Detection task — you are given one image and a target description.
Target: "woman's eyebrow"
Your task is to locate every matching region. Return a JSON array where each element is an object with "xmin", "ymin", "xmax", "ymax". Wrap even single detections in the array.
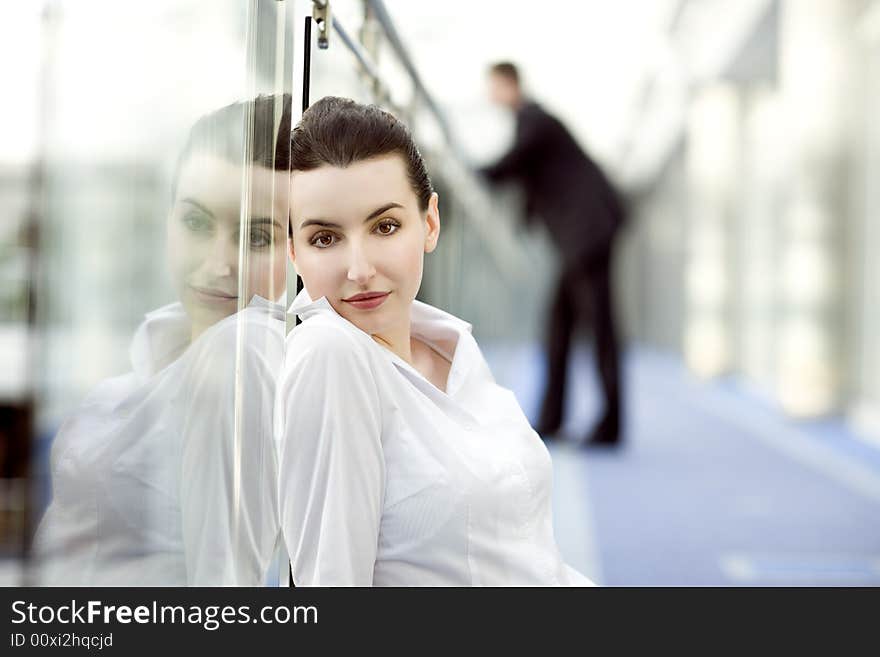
[
  {"xmin": 364, "ymin": 202, "xmax": 404, "ymax": 221},
  {"xmin": 249, "ymin": 217, "xmax": 284, "ymax": 230},
  {"xmin": 300, "ymin": 218, "xmax": 341, "ymax": 229},
  {"xmin": 299, "ymin": 202, "xmax": 404, "ymax": 230},
  {"xmin": 180, "ymin": 197, "xmax": 214, "ymax": 217},
  {"xmin": 182, "ymin": 199, "xmax": 281, "ymax": 230}
]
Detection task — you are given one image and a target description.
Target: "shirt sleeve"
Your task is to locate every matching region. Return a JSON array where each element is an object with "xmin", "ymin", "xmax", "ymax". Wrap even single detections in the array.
[
  {"xmin": 178, "ymin": 308, "xmax": 283, "ymax": 586},
  {"xmin": 276, "ymin": 323, "xmax": 385, "ymax": 586}
]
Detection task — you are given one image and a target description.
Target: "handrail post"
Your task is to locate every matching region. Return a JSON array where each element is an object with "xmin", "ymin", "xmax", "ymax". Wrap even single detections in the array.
[
  {"xmin": 312, "ymin": 0, "xmax": 331, "ymax": 49},
  {"xmin": 360, "ymin": 1, "xmax": 382, "ymax": 100}
]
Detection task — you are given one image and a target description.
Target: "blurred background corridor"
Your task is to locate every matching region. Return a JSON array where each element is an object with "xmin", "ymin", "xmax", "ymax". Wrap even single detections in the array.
[{"xmin": 2, "ymin": 0, "xmax": 879, "ymax": 586}]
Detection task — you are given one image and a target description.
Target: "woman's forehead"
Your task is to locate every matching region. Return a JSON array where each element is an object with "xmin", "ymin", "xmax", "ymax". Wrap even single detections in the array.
[
  {"xmin": 175, "ymin": 154, "xmax": 290, "ymax": 219},
  {"xmin": 291, "ymin": 155, "xmax": 414, "ymax": 220}
]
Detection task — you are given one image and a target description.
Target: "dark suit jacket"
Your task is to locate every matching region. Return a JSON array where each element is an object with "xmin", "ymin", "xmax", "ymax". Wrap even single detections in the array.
[{"xmin": 481, "ymin": 101, "xmax": 624, "ymax": 265}]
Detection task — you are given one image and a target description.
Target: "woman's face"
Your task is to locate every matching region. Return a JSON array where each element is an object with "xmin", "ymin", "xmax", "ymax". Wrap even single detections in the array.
[
  {"xmin": 167, "ymin": 154, "xmax": 289, "ymax": 337},
  {"xmin": 290, "ymin": 154, "xmax": 440, "ymax": 339}
]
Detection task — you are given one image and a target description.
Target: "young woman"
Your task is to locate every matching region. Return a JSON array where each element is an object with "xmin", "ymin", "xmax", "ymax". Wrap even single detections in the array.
[
  {"xmin": 279, "ymin": 96, "xmax": 594, "ymax": 586},
  {"xmin": 33, "ymin": 95, "xmax": 290, "ymax": 586}
]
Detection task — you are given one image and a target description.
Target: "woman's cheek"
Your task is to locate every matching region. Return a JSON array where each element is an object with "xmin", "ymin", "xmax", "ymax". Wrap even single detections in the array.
[
  {"xmin": 292, "ymin": 253, "xmax": 316, "ymax": 298},
  {"xmin": 246, "ymin": 249, "xmax": 287, "ymax": 300},
  {"xmin": 399, "ymin": 238, "xmax": 425, "ymax": 291},
  {"xmin": 272, "ymin": 252, "xmax": 287, "ymax": 295},
  {"xmin": 268, "ymin": 243, "xmax": 288, "ymax": 295},
  {"xmin": 167, "ymin": 229, "xmax": 195, "ymax": 292}
]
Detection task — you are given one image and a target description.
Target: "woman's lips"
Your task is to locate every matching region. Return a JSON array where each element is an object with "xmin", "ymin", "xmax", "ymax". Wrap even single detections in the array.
[
  {"xmin": 189, "ymin": 284, "xmax": 238, "ymax": 305},
  {"xmin": 342, "ymin": 291, "xmax": 390, "ymax": 310}
]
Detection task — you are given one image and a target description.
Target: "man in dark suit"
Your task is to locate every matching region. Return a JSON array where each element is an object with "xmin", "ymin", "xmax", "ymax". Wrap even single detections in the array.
[{"xmin": 479, "ymin": 62, "xmax": 624, "ymax": 446}]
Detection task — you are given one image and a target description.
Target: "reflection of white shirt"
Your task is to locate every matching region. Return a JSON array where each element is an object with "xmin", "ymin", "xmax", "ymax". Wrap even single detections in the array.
[
  {"xmin": 277, "ymin": 288, "xmax": 594, "ymax": 586},
  {"xmin": 34, "ymin": 298, "xmax": 283, "ymax": 586}
]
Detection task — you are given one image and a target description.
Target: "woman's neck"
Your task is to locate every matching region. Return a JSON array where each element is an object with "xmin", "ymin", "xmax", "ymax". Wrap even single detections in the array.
[
  {"xmin": 190, "ymin": 324, "xmax": 206, "ymax": 344},
  {"xmin": 371, "ymin": 326, "xmax": 413, "ymax": 365},
  {"xmin": 371, "ymin": 323, "xmax": 453, "ymax": 393}
]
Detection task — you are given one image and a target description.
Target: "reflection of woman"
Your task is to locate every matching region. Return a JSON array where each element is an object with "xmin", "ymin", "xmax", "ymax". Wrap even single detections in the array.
[
  {"xmin": 278, "ymin": 97, "xmax": 594, "ymax": 586},
  {"xmin": 34, "ymin": 96, "xmax": 290, "ymax": 585}
]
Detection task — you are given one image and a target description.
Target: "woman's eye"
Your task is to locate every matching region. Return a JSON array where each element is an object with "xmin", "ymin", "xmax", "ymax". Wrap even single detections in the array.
[
  {"xmin": 375, "ymin": 219, "xmax": 400, "ymax": 236},
  {"xmin": 249, "ymin": 228, "xmax": 272, "ymax": 248},
  {"xmin": 183, "ymin": 213, "xmax": 212, "ymax": 233},
  {"xmin": 310, "ymin": 232, "xmax": 337, "ymax": 248}
]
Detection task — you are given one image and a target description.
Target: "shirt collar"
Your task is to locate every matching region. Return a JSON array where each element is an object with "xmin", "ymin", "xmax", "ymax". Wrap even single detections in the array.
[
  {"xmin": 131, "ymin": 294, "xmax": 284, "ymax": 380},
  {"xmin": 409, "ymin": 299, "xmax": 473, "ymax": 351},
  {"xmin": 129, "ymin": 302, "xmax": 190, "ymax": 381},
  {"xmin": 289, "ymin": 287, "xmax": 335, "ymax": 322},
  {"xmin": 289, "ymin": 287, "xmax": 482, "ymax": 396},
  {"xmin": 410, "ymin": 301, "xmax": 484, "ymax": 396}
]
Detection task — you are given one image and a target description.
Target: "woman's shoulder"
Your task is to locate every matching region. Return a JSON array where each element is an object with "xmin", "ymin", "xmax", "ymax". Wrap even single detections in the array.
[
  {"xmin": 197, "ymin": 303, "xmax": 285, "ymax": 347},
  {"xmin": 184, "ymin": 301, "xmax": 286, "ymax": 383},
  {"xmin": 288, "ymin": 311, "xmax": 364, "ymax": 346},
  {"xmin": 279, "ymin": 314, "xmax": 384, "ymax": 413},
  {"xmin": 284, "ymin": 313, "xmax": 377, "ymax": 373}
]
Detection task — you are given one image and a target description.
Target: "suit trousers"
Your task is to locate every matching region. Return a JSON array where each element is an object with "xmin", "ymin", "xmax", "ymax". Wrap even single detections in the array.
[{"xmin": 537, "ymin": 245, "xmax": 622, "ymax": 439}]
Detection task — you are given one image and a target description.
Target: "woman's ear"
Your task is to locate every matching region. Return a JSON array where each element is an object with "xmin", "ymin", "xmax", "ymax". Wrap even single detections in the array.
[{"xmin": 424, "ymin": 192, "xmax": 441, "ymax": 254}]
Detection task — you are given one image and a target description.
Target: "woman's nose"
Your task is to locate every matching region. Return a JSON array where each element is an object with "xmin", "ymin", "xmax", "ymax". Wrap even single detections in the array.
[
  {"xmin": 346, "ymin": 243, "xmax": 376, "ymax": 284},
  {"xmin": 205, "ymin": 235, "xmax": 237, "ymax": 278}
]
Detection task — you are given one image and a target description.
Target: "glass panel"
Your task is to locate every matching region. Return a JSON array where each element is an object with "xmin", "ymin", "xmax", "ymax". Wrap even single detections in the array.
[{"xmin": 0, "ymin": 0, "xmax": 294, "ymax": 586}]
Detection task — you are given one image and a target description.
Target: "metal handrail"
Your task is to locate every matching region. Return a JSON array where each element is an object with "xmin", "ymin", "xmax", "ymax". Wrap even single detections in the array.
[
  {"xmin": 309, "ymin": 0, "xmax": 467, "ymax": 166},
  {"xmin": 331, "ymin": 15, "xmax": 382, "ymax": 86},
  {"xmin": 363, "ymin": 0, "xmax": 459, "ymax": 154}
]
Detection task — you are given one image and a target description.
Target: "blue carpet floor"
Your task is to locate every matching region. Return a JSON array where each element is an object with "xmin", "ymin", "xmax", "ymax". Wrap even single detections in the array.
[{"xmin": 482, "ymin": 342, "xmax": 880, "ymax": 586}]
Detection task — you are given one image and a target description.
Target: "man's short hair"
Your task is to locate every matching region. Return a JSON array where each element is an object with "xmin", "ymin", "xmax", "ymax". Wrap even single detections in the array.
[{"xmin": 489, "ymin": 62, "xmax": 520, "ymax": 85}]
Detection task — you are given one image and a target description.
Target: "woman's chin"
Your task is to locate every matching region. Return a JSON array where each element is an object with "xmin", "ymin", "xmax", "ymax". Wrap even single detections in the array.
[
  {"xmin": 339, "ymin": 308, "xmax": 387, "ymax": 336},
  {"xmin": 344, "ymin": 315, "xmax": 377, "ymax": 335},
  {"xmin": 184, "ymin": 302, "xmax": 235, "ymax": 333}
]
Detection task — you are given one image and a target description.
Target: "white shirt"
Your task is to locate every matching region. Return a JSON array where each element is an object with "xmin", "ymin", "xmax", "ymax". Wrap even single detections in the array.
[
  {"xmin": 277, "ymin": 288, "xmax": 594, "ymax": 586},
  {"xmin": 34, "ymin": 297, "xmax": 283, "ymax": 586}
]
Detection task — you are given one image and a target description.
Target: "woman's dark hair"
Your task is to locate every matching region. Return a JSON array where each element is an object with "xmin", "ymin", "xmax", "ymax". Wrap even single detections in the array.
[
  {"xmin": 172, "ymin": 93, "xmax": 292, "ymax": 200},
  {"xmin": 290, "ymin": 96, "xmax": 434, "ymax": 212}
]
